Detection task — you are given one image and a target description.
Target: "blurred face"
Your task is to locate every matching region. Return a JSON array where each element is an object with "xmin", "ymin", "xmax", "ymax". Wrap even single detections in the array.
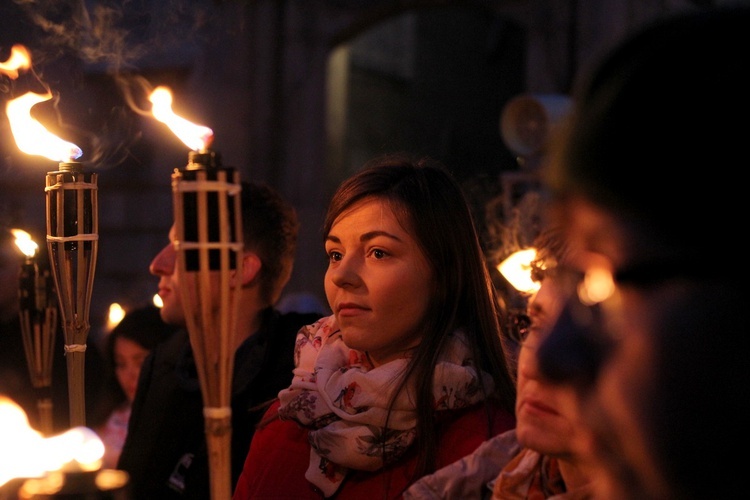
[
  {"xmin": 149, "ymin": 225, "xmax": 186, "ymax": 327},
  {"xmin": 537, "ymin": 197, "xmax": 670, "ymax": 498},
  {"xmin": 324, "ymin": 197, "xmax": 433, "ymax": 367},
  {"xmin": 113, "ymin": 337, "xmax": 150, "ymax": 403},
  {"xmin": 515, "ymin": 271, "xmax": 581, "ymax": 459}
]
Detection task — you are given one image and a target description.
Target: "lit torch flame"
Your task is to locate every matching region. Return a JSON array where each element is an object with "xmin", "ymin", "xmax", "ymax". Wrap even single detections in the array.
[
  {"xmin": 0, "ymin": 44, "xmax": 31, "ymax": 79},
  {"xmin": 6, "ymin": 92, "xmax": 83, "ymax": 162},
  {"xmin": 0, "ymin": 396, "xmax": 104, "ymax": 488},
  {"xmin": 11, "ymin": 229, "xmax": 39, "ymax": 259},
  {"xmin": 149, "ymin": 86, "xmax": 214, "ymax": 152}
]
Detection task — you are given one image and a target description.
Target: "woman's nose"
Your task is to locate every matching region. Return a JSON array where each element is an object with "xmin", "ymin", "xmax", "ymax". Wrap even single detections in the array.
[
  {"xmin": 328, "ymin": 255, "xmax": 363, "ymax": 289},
  {"xmin": 149, "ymin": 244, "xmax": 176, "ymax": 276}
]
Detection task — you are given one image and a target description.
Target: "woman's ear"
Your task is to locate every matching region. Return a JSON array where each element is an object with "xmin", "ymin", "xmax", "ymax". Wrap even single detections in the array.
[{"xmin": 240, "ymin": 252, "xmax": 261, "ymax": 286}]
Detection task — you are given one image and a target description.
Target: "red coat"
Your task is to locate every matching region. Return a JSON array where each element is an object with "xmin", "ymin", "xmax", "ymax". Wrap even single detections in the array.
[{"xmin": 233, "ymin": 399, "xmax": 515, "ymax": 499}]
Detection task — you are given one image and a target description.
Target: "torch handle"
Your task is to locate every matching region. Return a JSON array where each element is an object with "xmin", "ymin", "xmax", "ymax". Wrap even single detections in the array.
[{"xmin": 65, "ymin": 343, "xmax": 87, "ymax": 427}]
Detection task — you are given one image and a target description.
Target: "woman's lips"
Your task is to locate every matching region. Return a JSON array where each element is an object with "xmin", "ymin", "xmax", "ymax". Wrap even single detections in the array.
[
  {"xmin": 336, "ymin": 303, "xmax": 368, "ymax": 316},
  {"xmin": 520, "ymin": 397, "xmax": 559, "ymax": 416}
]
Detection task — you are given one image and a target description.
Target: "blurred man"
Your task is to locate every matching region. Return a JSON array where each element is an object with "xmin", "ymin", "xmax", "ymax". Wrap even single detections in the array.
[{"xmin": 118, "ymin": 181, "xmax": 323, "ymax": 499}]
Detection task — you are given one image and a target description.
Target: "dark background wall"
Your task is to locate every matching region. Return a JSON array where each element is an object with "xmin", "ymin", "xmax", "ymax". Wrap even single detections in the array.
[{"xmin": 0, "ymin": 0, "xmax": 710, "ymax": 338}]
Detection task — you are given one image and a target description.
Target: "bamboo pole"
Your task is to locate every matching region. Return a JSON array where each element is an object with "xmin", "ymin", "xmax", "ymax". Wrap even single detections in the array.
[{"xmin": 172, "ymin": 153, "xmax": 242, "ymax": 500}]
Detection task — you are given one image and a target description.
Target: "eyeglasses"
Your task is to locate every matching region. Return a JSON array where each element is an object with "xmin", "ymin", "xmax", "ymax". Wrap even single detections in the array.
[{"xmin": 507, "ymin": 312, "xmax": 532, "ymax": 344}]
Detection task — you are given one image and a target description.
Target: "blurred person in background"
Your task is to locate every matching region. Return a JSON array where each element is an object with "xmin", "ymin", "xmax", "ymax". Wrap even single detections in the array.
[
  {"xmin": 404, "ymin": 226, "xmax": 593, "ymax": 499},
  {"xmin": 118, "ymin": 181, "xmax": 323, "ymax": 499},
  {"xmin": 90, "ymin": 305, "xmax": 179, "ymax": 469},
  {"xmin": 536, "ymin": 6, "xmax": 750, "ymax": 499}
]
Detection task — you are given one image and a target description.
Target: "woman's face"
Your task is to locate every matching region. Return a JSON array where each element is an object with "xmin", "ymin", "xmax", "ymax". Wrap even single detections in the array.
[
  {"xmin": 515, "ymin": 273, "xmax": 581, "ymax": 459},
  {"xmin": 114, "ymin": 337, "xmax": 150, "ymax": 403},
  {"xmin": 324, "ymin": 197, "xmax": 433, "ymax": 367}
]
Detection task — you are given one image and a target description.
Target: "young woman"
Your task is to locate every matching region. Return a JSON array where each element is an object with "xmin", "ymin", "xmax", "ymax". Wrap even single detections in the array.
[
  {"xmin": 91, "ymin": 305, "xmax": 178, "ymax": 469},
  {"xmin": 233, "ymin": 154, "xmax": 517, "ymax": 499}
]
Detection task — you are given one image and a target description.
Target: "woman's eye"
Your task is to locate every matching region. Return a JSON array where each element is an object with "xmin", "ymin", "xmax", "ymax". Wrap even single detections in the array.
[
  {"xmin": 372, "ymin": 249, "xmax": 386, "ymax": 259},
  {"xmin": 328, "ymin": 251, "xmax": 342, "ymax": 262}
]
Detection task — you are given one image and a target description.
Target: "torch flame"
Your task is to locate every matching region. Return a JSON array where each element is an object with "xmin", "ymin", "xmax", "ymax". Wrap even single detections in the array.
[
  {"xmin": 0, "ymin": 396, "xmax": 104, "ymax": 487},
  {"xmin": 11, "ymin": 228, "xmax": 39, "ymax": 259},
  {"xmin": 6, "ymin": 92, "xmax": 83, "ymax": 162},
  {"xmin": 0, "ymin": 44, "xmax": 31, "ymax": 79},
  {"xmin": 149, "ymin": 86, "xmax": 214, "ymax": 152}
]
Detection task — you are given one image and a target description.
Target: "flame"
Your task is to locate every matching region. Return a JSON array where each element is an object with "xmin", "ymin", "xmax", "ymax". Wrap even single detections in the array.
[
  {"xmin": 6, "ymin": 92, "xmax": 83, "ymax": 162},
  {"xmin": 0, "ymin": 396, "xmax": 104, "ymax": 487},
  {"xmin": 106, "ymin": 302, "xmax": 126, "ymax": 331},
  {"xmin": 498, "ymin": 248, "xmax": 541, "ymax": 294},
  {"xmin": 0, "ymin": 44, "xmax": 31, "ymax": 79},
  {"xmin": 11, "ymin": 228, "xmax": 39, "ymax": 258},
  {"xmin": 149, "ymin": 86, "xmax": 214, "ymax": 152}
]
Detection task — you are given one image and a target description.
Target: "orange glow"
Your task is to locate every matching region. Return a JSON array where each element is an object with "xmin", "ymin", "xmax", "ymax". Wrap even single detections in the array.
[
  {"xmin": 6, "ymin": 92, "xmax": 83, "ymax": 162},
  {"xmin": 498, "ymin": 248, "xmax": 541, "ymax": 294},
  {"xmin": 106, "ymin": 303, "xmax": 126, "ymax": 331},
  {"xmin": 578, "ymin": 267, "xmax": 616, "ymax": 305},
  {"xmin": 0, "ymin": 44, "xmax": 31, "ymax": 79},
  {"xmin": 0, "ymin": 396, "xmax": 104, "ymax": 487},
  {"xmin": 149, "ymin": 86, "xmax": 214, "ymax": 151}
]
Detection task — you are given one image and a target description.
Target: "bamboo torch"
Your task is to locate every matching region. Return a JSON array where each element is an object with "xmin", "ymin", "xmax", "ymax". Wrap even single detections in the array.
[
  {"xmin": 13, "ymin": 229, "xmax": 59, "ymax": 435},
  {"xmin": 6, "ymin": 91, "xmax": 98, "ymax": 429},
  {"xmin": 150, "ymin": 86, "xmax": 243, "ymax": 500}
]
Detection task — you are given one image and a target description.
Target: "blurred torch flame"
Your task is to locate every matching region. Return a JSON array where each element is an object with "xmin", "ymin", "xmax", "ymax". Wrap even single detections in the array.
[
  {"xmin": 106, "ymin": 302, "xmax": 126, "ymax": 331},
  {"xmin": 12, "ymin": 229, "xmax": 39, "ymax": 259},
  {"xmin": 6, "ymin": 92, "xmax": 83, "ymax": 162},
  {"xmin": 498, "ymin": 248, "xmax": 540, "ymax": 294},
  {"xmin": 0, "ymin": 44, "xmax": 31, "ymax": 79},
  {"xmin": 0, "ymin": 396, "xmax": 104, "ymax": 488},
  {"xmin": 149, "ymin": 86, "xmax": 213, "ymax": 152}
]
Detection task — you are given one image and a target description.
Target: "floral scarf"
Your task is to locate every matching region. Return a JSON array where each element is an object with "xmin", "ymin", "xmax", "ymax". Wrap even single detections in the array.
[{"xmin": 278, "ymin": 314, "xmax": 494, "ymax": 497}]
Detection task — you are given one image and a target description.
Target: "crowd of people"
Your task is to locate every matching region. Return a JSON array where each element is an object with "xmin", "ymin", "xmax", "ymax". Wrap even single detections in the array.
[{"xmin": 1, "ymin": 4, "xmax": 746, "ymax": 499}]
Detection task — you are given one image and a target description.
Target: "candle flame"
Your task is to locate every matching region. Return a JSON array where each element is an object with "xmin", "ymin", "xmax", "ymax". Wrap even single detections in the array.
[
  {"xmin": 0, "ymin": 396, "xmax": 104, "ymax": 487},
  {"xmin": 0, "ymin": 44, "xmax": 31, "ymax": 79},
  {"xmin": 11, "ymin": 228, "xmax": 39, "ymax": 258},
  {"xmin": 6, "ymin": 92, "xmax": 83, "ymax": 162},
  {"xmin": 149, "ymin": 86, "xmax": 214, "ymax": 152}
]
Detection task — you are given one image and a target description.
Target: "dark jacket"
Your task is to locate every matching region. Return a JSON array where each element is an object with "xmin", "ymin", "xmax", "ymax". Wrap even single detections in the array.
[{"xmin": 117, "ymin": 308, "xmax": 322, "ymax": 499}]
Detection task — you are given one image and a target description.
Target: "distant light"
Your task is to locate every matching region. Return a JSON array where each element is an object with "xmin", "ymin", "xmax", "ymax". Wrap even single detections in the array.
[
  {"xmin": 498, "ymin": 248, "xmax": 540, "ymax": 294},
  {"xmin": 106, "ymin": 303, "xmax": 126, "ymax": 331},
  {"xmin": 11, "ymin": 228, "xmax": 38, "ymax": 258},
  {"xmin": 578, "ymin": 267, "xmax": 616, "ymax": 305},
  {"xmin": 152, "ymin": 294, "xmax": 163, "ymax": 308}
]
